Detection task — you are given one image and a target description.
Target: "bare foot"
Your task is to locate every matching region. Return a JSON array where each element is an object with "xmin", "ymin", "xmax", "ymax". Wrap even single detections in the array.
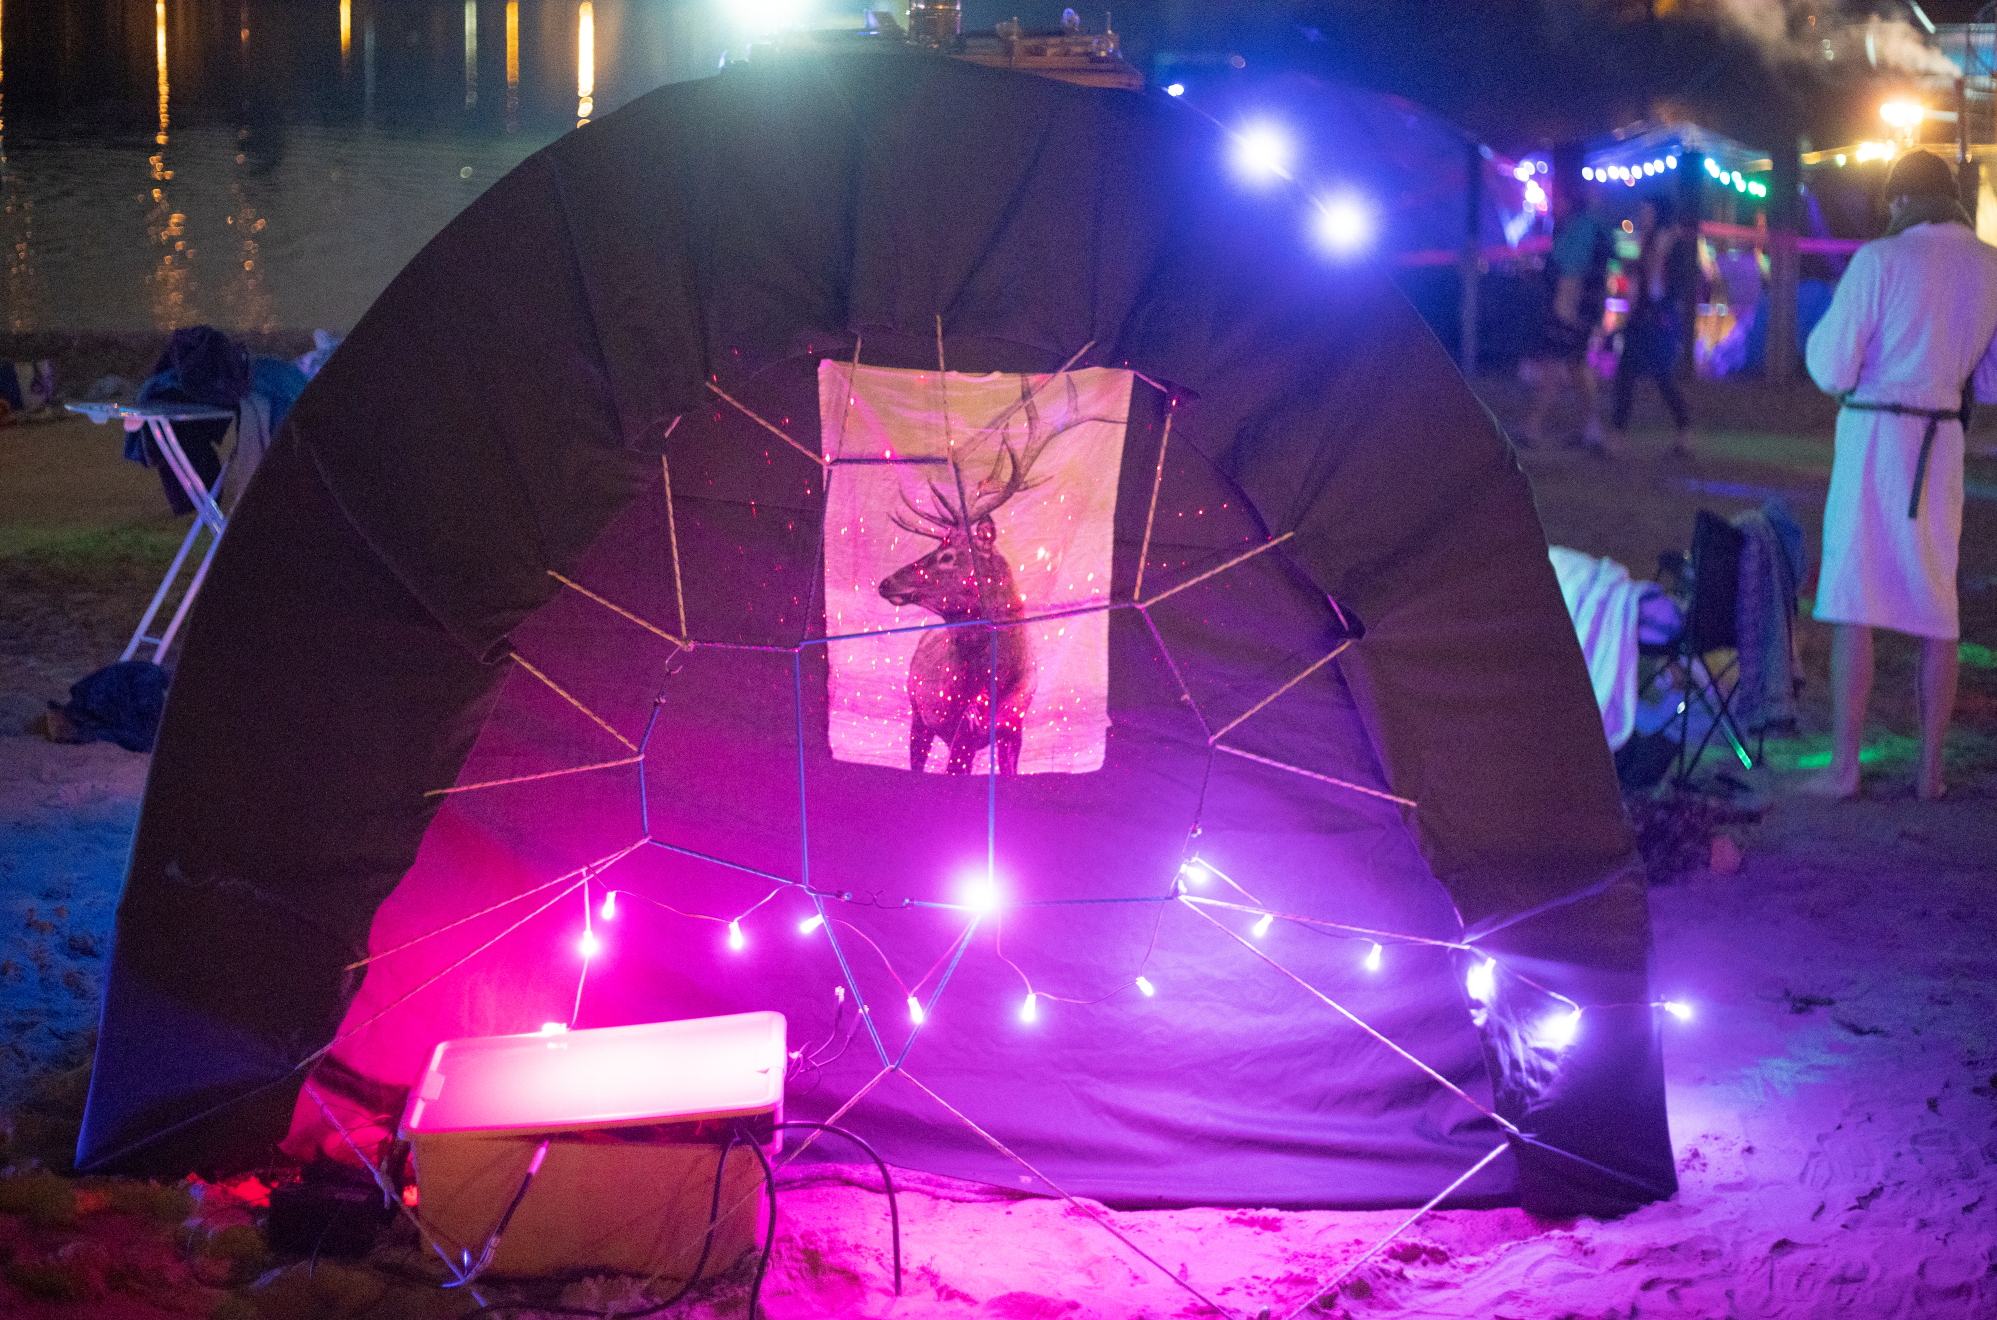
[{"xmin": 1797, "ymin": 767, "xmax": 1860, "ymax": 800}]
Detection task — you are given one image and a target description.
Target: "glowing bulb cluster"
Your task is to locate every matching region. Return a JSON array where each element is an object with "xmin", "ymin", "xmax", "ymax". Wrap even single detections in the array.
[
  {"xmin": 1584, "ymin": 155, "xmax": 1678, "ymax": 186},
  {"xmin": 1879, "ymin": 100, "xmax": 1924, "ymax": 130}
]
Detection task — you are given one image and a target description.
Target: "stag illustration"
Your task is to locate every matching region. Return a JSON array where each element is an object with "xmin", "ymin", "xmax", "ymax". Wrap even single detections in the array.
[{"xmin": 877, "ymin": 376, "xmax": 1113, "ymax": 775}]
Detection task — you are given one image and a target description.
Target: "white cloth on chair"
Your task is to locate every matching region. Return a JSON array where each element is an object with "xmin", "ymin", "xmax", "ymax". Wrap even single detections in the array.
[{"xmin": 1548, "ymin": 546, "xmax": 1663, "ymax": 751}]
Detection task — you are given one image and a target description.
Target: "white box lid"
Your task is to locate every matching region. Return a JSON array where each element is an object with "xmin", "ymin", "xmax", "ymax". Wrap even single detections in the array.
[{"xmin": 403, "ymin": 1012, "xmax": 786, "ymax": 1136}]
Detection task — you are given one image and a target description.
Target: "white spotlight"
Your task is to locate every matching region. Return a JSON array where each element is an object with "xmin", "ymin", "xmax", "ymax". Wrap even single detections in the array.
[
  {"xmin": 1232, "ymin": 121, "xmax": 1293, "ymax": 183},
  {"xmin": 1166, "ymin": 82, "xmax": 1185, "ymax": 97},
  {"xmin": 1312, "ymin": 193, "xmax": 1373, "ymax": 255}
]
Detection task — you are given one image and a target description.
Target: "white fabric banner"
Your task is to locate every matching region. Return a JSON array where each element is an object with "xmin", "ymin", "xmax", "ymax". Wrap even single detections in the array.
[{"xmin": 817, "ymin": 362, "xmax": 1131, "ymax": 775}]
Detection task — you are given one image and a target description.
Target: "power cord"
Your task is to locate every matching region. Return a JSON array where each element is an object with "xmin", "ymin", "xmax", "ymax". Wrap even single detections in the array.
[
  {"xmin": 771, "ymin": 1121, "xmax": 901, "ymax": 1295},
  {"xmin": 446, "ymin": 1118, "xmax": 900, "ymax": 1318}
]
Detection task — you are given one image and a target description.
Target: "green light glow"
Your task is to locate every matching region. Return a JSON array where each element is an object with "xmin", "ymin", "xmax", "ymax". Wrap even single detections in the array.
[
  {"xmin": 1960, "ymin": 642, "xmax": 1995, "ymax": 670},
  {"xmin": 1795, "ymin": 747, "xmax": 1884, "ymax": 768}
]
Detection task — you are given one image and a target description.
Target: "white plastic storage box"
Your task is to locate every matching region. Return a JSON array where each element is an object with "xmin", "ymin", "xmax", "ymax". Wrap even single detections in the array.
[{"xmin": 401, "ymin": 1012, "xmax": 786, "ymax": 1281}]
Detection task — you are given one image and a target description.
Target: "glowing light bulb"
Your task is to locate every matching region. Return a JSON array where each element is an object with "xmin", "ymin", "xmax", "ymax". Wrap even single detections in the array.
[
  {"xmin": 1465, "ymin": 957, "xmax": 1496, "ymax": 1003},
  {"xmin": 962, "ymin": 875, "xmax": 1001, "ymax": 914},
  {"xmin": 1364, "ymin": 942, "xmax": 1383, "ymax": 973},
  {"xmin": 539, "ymin": 1022, "xmax": 567, "ymax": 1034},
  {"xmin": 908, "ymin": 995, "xmax": 926, "ymax": 1025},
  {"xmin": 1666, "ymin": 155, "xmax": 1678, "ymax": 168},
  {"xmin": 599, "ymin": 890, "xmax": 616, "ymax": 920},
  {"xmin": 727, "ymin": 920, "xmax": 745, "ymax": 952},
  {"xmin": 1019, "ymin": 992, "xmax": 1039, "ymax": 1023},
  {"xmin": 1180, "ymin": 861, "xmax": 1209, "ymax": 886},
  {"xmin": 1166, "ymin": 82, "xmax": 1185, "ymax": 97},
  {"xmin": 1880, "ymin": 99, "xmax": 1924, "ymax": 130},
  {"xmin": 1232, "ymin": 121, "xmax": 1292, "ymax": 183},
  {"xmin": 578, "ymin": 929, "xmax": 600, "ymax": 959},
  {"xmin": 1135, "ymin": 976, "xmax": 1156, "ymax": 997},
  {"xmin": 798, "ymin": 913, "xmax": 825, "ymax": 935},
  {"xmin": 1251, "ymin": 913, "xmax": 1274, "ymax": 938},
  {"xmin": 1536, "ymin": 1007, "xmax": 1583, "ymax": 1049},
  {"xmin": 1312, "ymin": 193, "xmax": 1373, "ymax": 255},
  {"xmin": 1582, "ymin": 166, "xmax": 1594, "ymax": 180},
  {"xmin": 1663, "ymin": 1000, "xmax": 1694, "ymax": 1022}
]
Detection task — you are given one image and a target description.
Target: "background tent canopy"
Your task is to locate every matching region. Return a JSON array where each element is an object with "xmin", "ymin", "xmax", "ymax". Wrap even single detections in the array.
[{"xmin": 79, "ymin": 50, "xmax": 1675, "ymax": 1222}]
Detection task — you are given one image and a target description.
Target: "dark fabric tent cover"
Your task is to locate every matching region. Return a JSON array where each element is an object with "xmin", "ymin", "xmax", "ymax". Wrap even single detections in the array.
[{"xmin": 80, "ymin": 51, "xmax": 1675, "ymax": 1219}]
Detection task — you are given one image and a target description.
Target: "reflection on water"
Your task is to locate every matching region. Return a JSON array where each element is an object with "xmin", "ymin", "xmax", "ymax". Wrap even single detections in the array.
[{"xmin": 0, "ymin": 0, "xmax": 733, "ymax": 333}]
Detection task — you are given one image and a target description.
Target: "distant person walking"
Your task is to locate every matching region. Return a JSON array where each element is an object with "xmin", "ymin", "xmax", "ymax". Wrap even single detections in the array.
[
  {"xmin": 1519, "ymin": 184, "xmax": 1613, "ymax": 449},
  {"xmin": 1604, "ymin": 195, "xmax": 1697, "ymax": 458},
  {"xmin": 1803, "ymin": 149, "xmax": 1997, "ymax": 800}
]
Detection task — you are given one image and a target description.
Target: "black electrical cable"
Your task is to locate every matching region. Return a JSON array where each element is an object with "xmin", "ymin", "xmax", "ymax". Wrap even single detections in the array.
[
  {"xmin": 460, "ymin": 1129, "xmax": 738, "ymax": 1319},
  {"xmin": 772, "ymin": 1121, "xmax": 901, "ymax": 1296},
  {"xmin": 737, "ymin": 1122, "xmax": 779, "ymax": 1320}
]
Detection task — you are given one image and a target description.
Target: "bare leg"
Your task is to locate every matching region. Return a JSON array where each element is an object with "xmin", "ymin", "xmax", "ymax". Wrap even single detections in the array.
[
  {"xmin": 1916, "ymin": 635, "xmax": 1959, "ymax": 800},
  {"xmin": 1804, "ymin": 623, "xmax": 1871, "ymax": 798},
  {"xmin": 1575, "ymin": 362, "xmax": 1603, "ymax": 446}
]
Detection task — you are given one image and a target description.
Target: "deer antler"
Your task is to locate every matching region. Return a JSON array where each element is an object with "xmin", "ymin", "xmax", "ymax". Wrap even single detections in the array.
[{"xmin": 889, "ymin": 482, "xmax": 960, "ymax": 540}]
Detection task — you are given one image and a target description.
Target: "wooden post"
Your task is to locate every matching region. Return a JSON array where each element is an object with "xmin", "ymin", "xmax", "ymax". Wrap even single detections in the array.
[
  {"xmin": 1460, "ymin": 142, "xmax": 1483, "ymax": 375},
  {"xmin": 1765, "ymin": 136, "xmax": 1802, "ymax": 383}
]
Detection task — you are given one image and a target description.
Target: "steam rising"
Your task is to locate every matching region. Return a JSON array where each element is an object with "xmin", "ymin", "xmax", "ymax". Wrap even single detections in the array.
[{"xmin": 1707, "ymin": 1, "xmax": 1958, "ymax": 78}]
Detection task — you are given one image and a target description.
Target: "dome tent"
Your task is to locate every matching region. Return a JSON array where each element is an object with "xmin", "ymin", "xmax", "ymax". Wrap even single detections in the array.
[{"xmin": 78, "ymin": 52, "xmax": 1675, "ymax": 1227}]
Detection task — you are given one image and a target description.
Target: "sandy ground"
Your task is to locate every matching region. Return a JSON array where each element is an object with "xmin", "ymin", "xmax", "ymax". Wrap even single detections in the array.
[{"xmin": 0, "ymin": 380, "xmax": 1992, "ymax": 1318}]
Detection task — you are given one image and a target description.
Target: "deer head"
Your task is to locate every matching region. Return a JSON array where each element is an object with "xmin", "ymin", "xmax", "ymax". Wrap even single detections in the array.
[{"xmin": 877, "ymin": 374, "xmax": 1119, "ymax": 622}]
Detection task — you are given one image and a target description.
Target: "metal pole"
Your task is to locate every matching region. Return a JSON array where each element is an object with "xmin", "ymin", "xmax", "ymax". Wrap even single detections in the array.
[
  {"xmin": 1460, "ymin": 141, "xmax": 1482, "ymax": 375},
  {"xmin": 1764, "ymin": 135, "xmax": 1802, "ymax": 383},
  {"xmin": 1958, "ymin": 73, "xmax": 1980, "ymax": 228}
]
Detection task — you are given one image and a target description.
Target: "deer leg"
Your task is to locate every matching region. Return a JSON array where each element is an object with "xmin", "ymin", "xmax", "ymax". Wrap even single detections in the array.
[
  {"xmin": 909, "ymin": 707, "xmax": 934, "ymax": 773},
  {"xmin": 945, "ymin": 724, "xmax": 982, "ymax": 774}
]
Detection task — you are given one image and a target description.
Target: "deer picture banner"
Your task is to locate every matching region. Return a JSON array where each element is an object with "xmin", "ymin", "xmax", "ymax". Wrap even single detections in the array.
[{"xmin": 817, "ymin": 362, "xmax": 1132, "ymax": 776}]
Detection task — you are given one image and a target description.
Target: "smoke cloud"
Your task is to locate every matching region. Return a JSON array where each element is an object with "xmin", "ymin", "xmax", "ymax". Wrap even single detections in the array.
[{"xmin": 1703, "ymin": 1, "xmax": 1959, "ymax": 79}]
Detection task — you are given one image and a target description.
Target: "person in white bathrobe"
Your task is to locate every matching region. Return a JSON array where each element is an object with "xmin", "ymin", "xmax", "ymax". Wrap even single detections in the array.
[{"xmin": 1804, "ymin": 150, "xmax": 1997, "ymax": 799}]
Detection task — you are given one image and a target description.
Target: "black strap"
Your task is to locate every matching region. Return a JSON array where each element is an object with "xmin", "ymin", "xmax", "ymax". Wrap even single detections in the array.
[{"xmin": 1838, "ymin": 393, "xmax": 1961, "ymax": 518}]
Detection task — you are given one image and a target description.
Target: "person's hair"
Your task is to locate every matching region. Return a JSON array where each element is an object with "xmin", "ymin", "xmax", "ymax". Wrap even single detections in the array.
[{"xmin": 1885, "ymin": 149, "xmax": 1955, "ymax": 200}]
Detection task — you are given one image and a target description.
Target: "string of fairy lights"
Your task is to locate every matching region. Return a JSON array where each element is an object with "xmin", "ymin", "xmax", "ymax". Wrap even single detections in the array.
[{"xmin": 333, "ymin": 341, "xmax": 1691, "ymax": 1318}]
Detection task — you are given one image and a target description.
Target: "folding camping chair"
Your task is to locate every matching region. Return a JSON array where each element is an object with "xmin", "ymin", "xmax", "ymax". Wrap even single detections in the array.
[
  {"xmin": 1639, "ymin": 509, "xmax": 1757, "ymax": 787},
  {"xmin": 68, "ymin": 401, "xmax": 237, "ymax": 663}
]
